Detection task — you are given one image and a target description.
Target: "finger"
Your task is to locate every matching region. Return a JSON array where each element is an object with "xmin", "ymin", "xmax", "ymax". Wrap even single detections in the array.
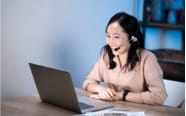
[
  {"xmin": 91, "ymin": 93, "xmax": 114, "ymax": 102},
  {"xmin": 101, "ymin": 92, "xmax": 115, "ymax": 101},
  {"xmin": 105, "ymin": 88, "xmax": 116, "ymax": 97},
  {"xmin": 101, "ymin": 91, "xmax": 112, "ymax": 99},
  {"xmin": 107, "ymin": 89, "xmax": 116, "ymax": 97}
]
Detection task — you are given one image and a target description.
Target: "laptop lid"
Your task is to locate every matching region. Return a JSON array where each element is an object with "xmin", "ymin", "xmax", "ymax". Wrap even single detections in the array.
[
  {"xmin": 29, "ymin": 63, "xmax": 82, "ymax": 113},
  {"xmin": 29, "ymin": 63, "xmax": 113, "ymax": 113}
]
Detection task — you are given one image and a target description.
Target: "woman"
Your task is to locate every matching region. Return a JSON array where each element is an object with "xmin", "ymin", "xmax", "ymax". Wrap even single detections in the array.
[{"xmin": 83, "ymin": 12, "xmax": 167, "ymax": 105}]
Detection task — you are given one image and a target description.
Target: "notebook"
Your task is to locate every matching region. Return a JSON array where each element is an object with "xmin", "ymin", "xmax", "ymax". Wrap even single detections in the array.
[{"xmin": 29, "ymin": 63, "xmax": 113, "ymax": 114}]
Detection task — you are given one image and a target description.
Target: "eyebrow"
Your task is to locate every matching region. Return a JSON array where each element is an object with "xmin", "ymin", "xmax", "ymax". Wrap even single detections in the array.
[{"xmin": 106, "ymin": 32, "xmax": 122, "ymax": 36}]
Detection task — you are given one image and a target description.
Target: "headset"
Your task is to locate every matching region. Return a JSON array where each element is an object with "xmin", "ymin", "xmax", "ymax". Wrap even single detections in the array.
[{"xmin": 129, "ymin": 36, "xmax": 138, "ymax": 43}]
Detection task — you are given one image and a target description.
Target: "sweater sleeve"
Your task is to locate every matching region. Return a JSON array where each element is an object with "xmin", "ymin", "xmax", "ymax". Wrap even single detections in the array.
[
  {"xmin": 141, "ymin": 52, "xmax": 168, "ymax": 105},
  {"xmin": 82, "ymin": 57, "xmax": 104, "ymax": 90}
]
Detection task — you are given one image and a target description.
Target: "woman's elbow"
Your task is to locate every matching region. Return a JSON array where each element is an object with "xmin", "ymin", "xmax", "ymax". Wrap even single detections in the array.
[
  {"xmin": 159, "ymin": 92, "xmax": 168, "ymax": 105},
  {"xmin": 154, "ymin": 92, "xmax": 168, "ymax": 105},
  {"xmin": 142, "ymin": 91, "xmax": 168, "ymax": 105}
]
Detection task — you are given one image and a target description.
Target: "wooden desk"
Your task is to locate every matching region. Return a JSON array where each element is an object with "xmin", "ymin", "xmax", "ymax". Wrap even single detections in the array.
[{"xmin": 2, "ymin": 88, "xmax": 184, "ymax": 116}]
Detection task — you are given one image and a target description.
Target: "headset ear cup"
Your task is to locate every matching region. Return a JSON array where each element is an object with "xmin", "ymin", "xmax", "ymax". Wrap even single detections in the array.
[{"xmin": 130, "ymin": 36, "xmax": 138, "ymax": 43}]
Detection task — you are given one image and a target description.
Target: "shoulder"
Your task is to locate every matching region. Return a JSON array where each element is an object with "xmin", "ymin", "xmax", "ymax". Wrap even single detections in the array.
[
  {"xmin": 138, "ymin": 49, "xmax": 157, "ymax": 58},
  {"xmin": 138, "ymin": 49, "xmax": 158, "ymax": 62}
]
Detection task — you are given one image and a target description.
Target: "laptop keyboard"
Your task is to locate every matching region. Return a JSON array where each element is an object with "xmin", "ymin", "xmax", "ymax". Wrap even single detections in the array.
[{"xmin": 79, "ymin": 102, "xmax": 94, "ymax": 109}]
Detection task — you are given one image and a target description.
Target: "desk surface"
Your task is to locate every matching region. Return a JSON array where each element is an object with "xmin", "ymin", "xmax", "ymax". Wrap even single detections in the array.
[{"xmin": 2, "ymin": 88, "xmax": 185, "ymax": 116}]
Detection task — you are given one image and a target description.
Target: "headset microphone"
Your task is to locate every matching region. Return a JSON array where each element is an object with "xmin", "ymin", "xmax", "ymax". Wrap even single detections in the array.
[
  {"xmin": 114, "ymin": 42, "xmax": 126, "ymax": 51},
  {"xmin": 114, "ymin": 47, "xmax": 120, "ymax": 51},
  {"xmin": 114, "ymin": 41, "xmax": 127, "ymax": 51}
]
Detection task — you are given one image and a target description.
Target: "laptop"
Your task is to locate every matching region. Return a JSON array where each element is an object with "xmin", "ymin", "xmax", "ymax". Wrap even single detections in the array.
[{"xmin": 29, "ymin": 63, "xmax": 113, "ymax": 114}]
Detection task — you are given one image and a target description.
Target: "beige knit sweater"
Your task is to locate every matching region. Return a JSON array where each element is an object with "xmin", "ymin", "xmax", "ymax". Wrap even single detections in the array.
[{"xmin": 83, "ymin": 49, "xmax": 167, "ymax": 105}]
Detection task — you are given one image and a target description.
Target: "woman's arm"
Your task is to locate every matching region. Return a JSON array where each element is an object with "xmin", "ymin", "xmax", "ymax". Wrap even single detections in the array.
[
  {"xmin": 140, "ymin": 52, "xmax": 168, "ymax": 105},
  {"xmin": 83, "ymin": 56, "xmax": 124, "ymax": 101},
  {"xmin": 83, "ymin": 57, "xmax": 116, "ymax": 101},
  {"xmin": 125, "ymin": 92, "xmax": 143, "ymax": 104},
  {"xmin": 123, "ymin": 51, "xmax": 167, "ymax": 105}
]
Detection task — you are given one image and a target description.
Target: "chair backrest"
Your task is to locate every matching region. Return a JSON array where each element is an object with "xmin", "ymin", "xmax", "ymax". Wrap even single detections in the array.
[{"xmin": 163, "ymin": 80, "xmax": 185, "ymax": 107}]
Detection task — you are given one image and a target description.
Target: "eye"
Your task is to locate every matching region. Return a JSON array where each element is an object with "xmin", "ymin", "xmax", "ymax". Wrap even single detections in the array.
[
  {"xmin": 113, "ymin": 36, "xmax": 120, "ymax": 39},
  {"xmin": 106, "ymin": 34, "xmax": 111, "ymax": 38}
]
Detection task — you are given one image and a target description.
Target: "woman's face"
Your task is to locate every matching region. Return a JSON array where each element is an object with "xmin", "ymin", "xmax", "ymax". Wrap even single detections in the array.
[{"xmin": 106, "ymin": 22, "xmax": 131, "ymax": 56}]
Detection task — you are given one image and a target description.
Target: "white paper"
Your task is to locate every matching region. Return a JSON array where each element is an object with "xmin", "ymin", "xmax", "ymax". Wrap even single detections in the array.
[
  {"xmin": 73, "ymin": 108, "xmax": 145, "ymax": 116},
  {"xmin": 84, "ymin": 110, "xmax": 145, "ymax": 116}
]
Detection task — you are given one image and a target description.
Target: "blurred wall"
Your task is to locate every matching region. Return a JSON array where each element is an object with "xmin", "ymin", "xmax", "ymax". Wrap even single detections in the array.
[{"xmin": 2, "ymin": 0, "xmax": 134, "ymax": 100}]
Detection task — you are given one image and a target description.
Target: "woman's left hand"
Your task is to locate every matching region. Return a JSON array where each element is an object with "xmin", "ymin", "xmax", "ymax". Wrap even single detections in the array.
[{"xmin": 89, "ymin": 89, "xmax": 123, "ymax": 102}]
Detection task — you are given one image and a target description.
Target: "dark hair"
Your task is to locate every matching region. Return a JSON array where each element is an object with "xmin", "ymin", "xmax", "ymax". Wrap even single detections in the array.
[{"xmin": 103, "ymin": 12, "xmax": 144, "ymax": 71}]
